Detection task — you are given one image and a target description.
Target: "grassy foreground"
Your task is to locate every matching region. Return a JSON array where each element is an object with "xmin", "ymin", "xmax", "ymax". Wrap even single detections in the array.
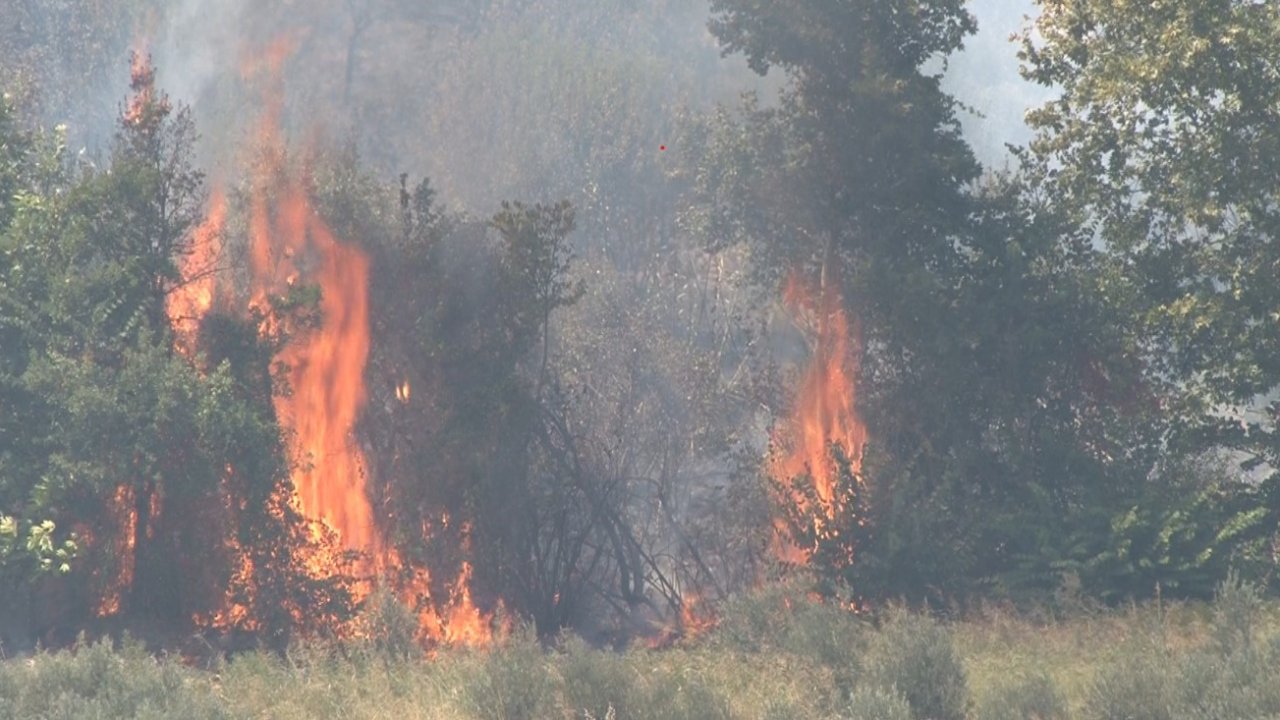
[{"xmin": 4, "ymin": 580, "xmax": 1280, "ymax": 720}]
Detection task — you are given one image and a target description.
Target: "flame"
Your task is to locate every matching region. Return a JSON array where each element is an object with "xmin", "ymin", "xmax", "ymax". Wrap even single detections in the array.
[
  {"xmin": 771, "ymin": 271, "xmax": 867, "ymax": 563},
  {"xmin": 234, "ymin": 39, "xmax": 495, "ymax": 646},
  {"xmin": 249, "ymin": 174, "xmax": 379, "ymax": 556},
  {"xmin": 122, "ymin": 49, "xmax": 173, "ymax": 136},
  {"xmin": 167, "ymin": 188, "xmax": 226, "ymax": 347},
  {"xmin": 96, "ymin": 485, "xmax": 137, "ymax": 617},
  {"xmin": 646, "ymin": 592, "xmax": 718, "ymax": 648},
  {"xmin": 151, "ymin": 37, "xmax": 497, "ymax": 647}
]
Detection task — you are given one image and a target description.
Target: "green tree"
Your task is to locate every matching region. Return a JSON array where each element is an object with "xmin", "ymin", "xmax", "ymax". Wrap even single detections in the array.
[
  {"xmin": 0, "ymin": 63, "xmax": 352, "ymax": 646},
  {"xmin": 1018, "ymin": 0, "xmax": 1280, "ymax": 595},
  {"xmin": 693, "ymin": 0, "xmax": 1196, "ymax": 604}
]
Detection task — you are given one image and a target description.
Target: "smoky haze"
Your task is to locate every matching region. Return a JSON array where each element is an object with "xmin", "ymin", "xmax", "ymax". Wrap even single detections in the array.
[{"xmin": 5, "ymin": 0, "xmax": 1044, "ymax": 206}]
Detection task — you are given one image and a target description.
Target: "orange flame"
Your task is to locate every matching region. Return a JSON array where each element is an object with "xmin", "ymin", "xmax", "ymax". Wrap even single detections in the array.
[
  {"xmin": 250, "ymin": 174, "xmax": 379, "ymax": 556},
  {"xmin": 771, "ymin": 271, "xmax": 867, "ymax": 563},
  {"xmin": 167, "ymin": 188, "xmax": 226, "ymax": 347},
  {"xmin": 158, "ymin": 38, "xmax": 497, "ymax": 647},
  {"xmin": 96, "ymin": 484, "xmax": 137, "ymax": 617},
  {"xmin": 646, "ymin": 592, "xmax": 718, "ymax": 648},
  {"xmin": 236, "ymin": 39, "xmax": 495, "ymax": 646}
]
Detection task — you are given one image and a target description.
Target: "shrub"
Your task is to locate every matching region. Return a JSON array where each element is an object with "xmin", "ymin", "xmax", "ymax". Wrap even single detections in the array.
[
  {"xmin": 713, "ymin": 584, "xmax": 801, "ymax": 652},
  {"xmin": 1210, "ymin": 570, "xmax": 1263, "ymax": 658},
  {"xmin": 464, "ymin": 628, "xmax": 559, "ymax": 720},
  {"xmin": 1172, "ymin": 638, "xmax": 1280, "ymax": 719},
  {"xmin": 975, "ymin": 672, "xmax": 1068, "ymax": 720},
  {"xmin": 630, "ymin": 666, "xmax": 733, "ymax": 720},
  {"xmin": 350, "ymin": 583, "xmax": 421, "ymax": 662},
  {"xmin": 0, "ymin": 635, "xmax": 229, "ymax": 720},
  {"xmin": 841, "ymin": 686, "xmax": 912, "ymax": 720},
  {"xmin": 558, "ymin": 635, "xmax": 634, "ymax": 719},
  {"xmin": 713, "ymin": 583, "xmax": 866, "ymax": 697},
  {"xmin": 862, "ymin": 608, "xmax": 968, "ymax": 720},
  {"xmin": 1083, "ymin": 645, "xmax": 1175, "ymax": 720}
]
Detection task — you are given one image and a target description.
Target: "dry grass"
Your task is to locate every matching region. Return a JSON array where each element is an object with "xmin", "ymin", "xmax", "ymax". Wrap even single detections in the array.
[{"xmin": 6, "ymin": 583, "xmax": 1280, "ymax": 719}]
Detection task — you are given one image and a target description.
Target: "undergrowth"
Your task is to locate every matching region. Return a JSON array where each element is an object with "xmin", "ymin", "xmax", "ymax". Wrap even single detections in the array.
[{"xmin": 4, "ymin": 577, "xmax": 1280, "ymax": 719}]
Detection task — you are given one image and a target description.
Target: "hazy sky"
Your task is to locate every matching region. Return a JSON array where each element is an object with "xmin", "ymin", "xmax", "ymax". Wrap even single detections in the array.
[{"xmin": 946, "ymin": 0, "xmax": 1054, "ymax": 169}]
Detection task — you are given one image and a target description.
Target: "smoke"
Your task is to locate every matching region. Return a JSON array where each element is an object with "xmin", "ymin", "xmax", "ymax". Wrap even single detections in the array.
[
  {"xmin": 150, "ymin": 0, "xmax": 252, "ymax": 173},
  {"xmin": 137, "ymin": 0, "xmax": 774, "ymax": 217},
  {"xmin": 943, "ymin": 0, "xmax": 1054, "ymax": 169}
]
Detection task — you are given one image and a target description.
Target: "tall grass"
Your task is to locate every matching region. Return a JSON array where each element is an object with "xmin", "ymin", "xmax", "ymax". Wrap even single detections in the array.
[{"xmin": 7, "ymin": 579, "xmax": 1280, "ymax": 719}]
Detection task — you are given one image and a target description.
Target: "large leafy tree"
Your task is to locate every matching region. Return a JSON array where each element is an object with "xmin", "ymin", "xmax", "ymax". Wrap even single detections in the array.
[
  {"xmin": 694, "ymin": 0, "xmax": 1203, "ymax": 603},
  {"xmin": 1018, "ymin": 0, "xmax": 1280, "ymax": 595}
]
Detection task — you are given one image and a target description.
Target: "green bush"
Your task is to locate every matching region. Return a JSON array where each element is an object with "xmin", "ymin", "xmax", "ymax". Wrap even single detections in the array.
[
  {"xmin": 1083, "ymin": 645, "xmax": 1175, "ymax": 720},
  {"xmin": 463, "ymin": 628, "xmax": 559, "ymax": 720},
  {"xmin": 713, "ymin": 583, "xmax": 866, "ymax": 697},
  {"xmin": 862, "ymin": 608, "xmax": 968, "ymax": 720},
  {"xmin": 975, "ymin": 672, "xmax": 1068, "ymax": 720},
  {"xmin": 841, "ymin": 686, "xmax": 912, "ymax": 720},
  {"xmin": 0, "ymin": 635, "xmax": 230, "ymax": 720},
  {"xmin": 1210, "ymin": 570, "xmax": 1263, "ymax": 658},
  {"xmin": 630, "ymin": 666, "xmax": 733, "ymax": 720},
  {"xmin": 1173, "ymin": 651, "xmax": 1275, "ymax": 720},
  {"xmin": 558, "ymin": 635, "xmax": 634, "ymax": 719},
  {"xmin": 713, "ymin": 584, "xmax": 802, "ymax": 652},
  {"xmin": 350, "ymin": 583, "xmax": 422, "ymax": 663}
]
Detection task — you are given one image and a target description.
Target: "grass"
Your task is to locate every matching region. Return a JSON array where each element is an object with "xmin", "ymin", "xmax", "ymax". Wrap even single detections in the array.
[{"xmin": 5, "ymin": 579, "xmax": 1280, "ymax": 719}]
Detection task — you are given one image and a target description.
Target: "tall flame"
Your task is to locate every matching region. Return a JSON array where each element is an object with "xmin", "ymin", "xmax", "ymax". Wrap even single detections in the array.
[
  {"xmin": 249, "ymin": 176, "xmax": 378, "ymax": 555},
  {"xmin": 167, "ymin": 188, "xmax": 226, "ymax": 349},
  {"xmin": 234, "ymin": 39, "xmax": 494, "ymax": 646},
  {"xmin": 772, "ymin": 271, "xmax": 867, "ymax": 562}
]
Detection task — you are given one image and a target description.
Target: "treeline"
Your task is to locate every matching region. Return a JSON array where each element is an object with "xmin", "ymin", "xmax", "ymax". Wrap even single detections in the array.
[{"xmin": 3, "ymin": 0, "xmax": 1280, "ymax": 650}]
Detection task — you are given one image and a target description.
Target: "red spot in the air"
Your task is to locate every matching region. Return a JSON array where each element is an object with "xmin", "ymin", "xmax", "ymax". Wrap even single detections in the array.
[{"xmin": 660, "ymin": 145, "xmax": 666, "ymax": 151}]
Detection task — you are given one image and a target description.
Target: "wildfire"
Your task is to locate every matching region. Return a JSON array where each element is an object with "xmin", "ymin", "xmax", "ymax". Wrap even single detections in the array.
[
  {"xmin": 771, "ymin": 271, "xmax": 867, "ymax": 563},
  {"xmin": 167, "ymin": 188, "xmax": 226, "ymax": 350},
  {"xmin": 646, "ymin": 592, "xmax": 718, "ymax": 648},
  {"xmin": 192, "ymin": 38, "xmax": 494, "ymax": 646},
  {"xmin": 123, "ymin": 50, "xmax": 169, "ymax": 131},
  {"xmin": 248, "ymin": 170, "xmax": 380, "ymax": 556},
  {"xmin": 95, "ymin": 485, "xmax": 137, "ymax": 618}
]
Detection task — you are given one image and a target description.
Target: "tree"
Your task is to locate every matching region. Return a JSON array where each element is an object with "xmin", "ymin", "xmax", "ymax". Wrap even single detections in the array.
[
  {"xmin": 1018, "ymin": 0, "xmax": 1280, "ymax": 594},
  {"xmin": 0, "ymin": 62, "xmax": 353, "ymax": 646}
]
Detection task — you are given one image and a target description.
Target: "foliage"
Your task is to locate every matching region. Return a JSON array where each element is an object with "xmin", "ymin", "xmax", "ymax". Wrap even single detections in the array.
[
  {"xmin": 0, "ymin": 635, "xmax": 230, "ymax": 720},
  {"xmin": 0, "ymin": 515, "xmax": 75, "ymax": 575},
  {"xmin": 0, "ymin": 60, "xmax": 354, "ymax": 648},
  {"xmin": 462, "ymin": 628, "xmax": 558, "ymax": 720},
  {"xmin": 350, "ymin": 584, "xmax": 422, "ymax": 663},
  {"xmin": 9, "ymin": 592, "xmax": 1280, "ymax": 719},
  {"xmin": 1015, "ymin": 0, "xmax": 1280, "ymax": 603},
  {"xmin": 974, "ymin": 672, "xmax": 1069, "ymax": 720},
  {"xmin": 863, "ymin": 607, "xmax": 969, "ymax": 720},
  {"xmin": 841, "ymin": 686, "xmax": 913, "ymax": 720},
  {"xmin": 558, "ymin": 634, "xmax": 634, "ymax": 719}
]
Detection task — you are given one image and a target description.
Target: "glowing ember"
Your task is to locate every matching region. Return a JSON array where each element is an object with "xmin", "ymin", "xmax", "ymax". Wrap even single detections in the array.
[
  {"xmin": 771, "ymin": 271, "xmax": 867, "ymax": 562},
  {"xmin": 123, "ymin": 51, "xmax": 169, "ymax": 131},
  {"xmin": 96, "ymin": 485, "xmax": 137, "ymax": 617},
  {"xmin": 396, "ymin": 380, "xmax": 411, "ymax": 403},
  {"xmin": 646, "ymin": 592, "xmax": 718, "ymax": 648}
]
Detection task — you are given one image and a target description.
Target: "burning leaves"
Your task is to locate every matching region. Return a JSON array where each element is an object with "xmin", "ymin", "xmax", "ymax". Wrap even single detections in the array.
[
  {"xmin": 771, "ymin": 272, "xmax": 868, "ymax": 568},
  {"xmin": 167, "ymin": 188, "xmax": 226, "ymax": 353},
  {"xmin": 154, "ymin": 39, "xmax": 500, "ymax": 648}
]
